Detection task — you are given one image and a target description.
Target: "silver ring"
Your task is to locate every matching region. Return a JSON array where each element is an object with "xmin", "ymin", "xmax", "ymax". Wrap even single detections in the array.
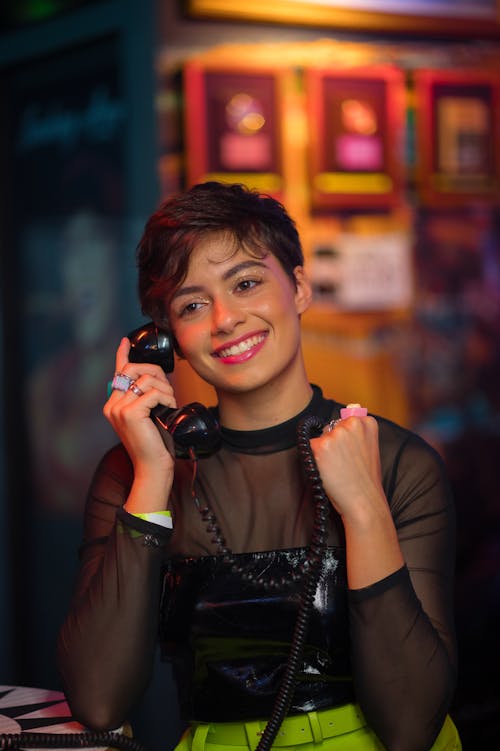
[
  {"xmin": 111, "ymin": 372, "xmax": 135, "ymax": 392},
  {"xmin": 129, "ymin": 383, "xmax": 144, "ymax": 397},
  {"xmin": 326, "ymin": 418, "xmax": 342, "ymax": 432}
]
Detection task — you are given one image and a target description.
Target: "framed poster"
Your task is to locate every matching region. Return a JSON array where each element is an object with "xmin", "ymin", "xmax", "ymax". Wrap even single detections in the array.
[
  {"xmin": 306, "ymin": 65, "xmax": 406, "ymax": 209},
  {"xmin": 414, "ymin": 69, "xmax": 500, "ymax": 204},
  {"xmin": 184, "ymin": 0, "xmax": 500, "ymax": 37},
  {"xmin": 184, "ymin": 62, "xmax": 284, "ymax": 196}
]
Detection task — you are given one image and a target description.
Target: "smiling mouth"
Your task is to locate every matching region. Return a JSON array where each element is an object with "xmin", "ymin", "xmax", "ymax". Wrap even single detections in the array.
[{"xmin": 213, "ymin": 333, "xmax": 267, "ymax": 358}]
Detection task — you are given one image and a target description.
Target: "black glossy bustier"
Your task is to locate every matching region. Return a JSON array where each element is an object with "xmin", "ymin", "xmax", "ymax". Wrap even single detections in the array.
[{"xmin": 160, "ymin": 547, "xmax": 353, "ymax": 722}]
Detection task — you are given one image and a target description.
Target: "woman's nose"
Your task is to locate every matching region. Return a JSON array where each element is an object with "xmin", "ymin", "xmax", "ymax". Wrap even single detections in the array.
[{"xmin": 211, "ymin": 296, "xmax": 245, "ymax": 334}]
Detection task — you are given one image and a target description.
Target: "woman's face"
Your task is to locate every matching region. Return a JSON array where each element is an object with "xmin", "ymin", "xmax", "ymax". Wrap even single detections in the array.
[{"xmin": 168, "ymin": 232, "xmax": 311, "ymax": 396}]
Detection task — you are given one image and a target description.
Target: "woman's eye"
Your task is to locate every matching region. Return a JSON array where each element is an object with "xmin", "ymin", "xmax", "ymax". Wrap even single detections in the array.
[
  {"xmin": 180, "ymin": 300, "xmax": 204, "ymax": 316},
  {"xmin": 236, "ymin": 278, "xmax": 261, "ymax": 292}
]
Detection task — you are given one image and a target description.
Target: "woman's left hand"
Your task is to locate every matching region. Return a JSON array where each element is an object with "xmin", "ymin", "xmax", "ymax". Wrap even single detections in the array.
[
  {"xmin": 312, "ymin": 413, "xmax": 404, "ymax": 588},
  {"xmin": 310, "ymin": 415, "xmax": 385, "ymax": 524}
]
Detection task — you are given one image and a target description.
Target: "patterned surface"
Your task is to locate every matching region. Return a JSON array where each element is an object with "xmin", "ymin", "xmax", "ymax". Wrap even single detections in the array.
[
  {"xmin": 0, "ymin": 685, "xmax": 79, "ymax": 734},
  {"xmin": 0, "ymin": 685, "xmax": 126, "ymax": 750}
]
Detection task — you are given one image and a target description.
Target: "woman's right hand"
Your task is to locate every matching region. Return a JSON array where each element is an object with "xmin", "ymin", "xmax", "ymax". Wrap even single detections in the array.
[{"xmin": 103, "ymin": 337, "xmax": 177, "ymax": 490}]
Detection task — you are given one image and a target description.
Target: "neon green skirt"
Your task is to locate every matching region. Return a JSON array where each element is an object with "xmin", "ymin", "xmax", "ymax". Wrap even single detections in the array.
[{"xmin": 174, "ymin": 705, "xmax": 461, "ymax": 751}]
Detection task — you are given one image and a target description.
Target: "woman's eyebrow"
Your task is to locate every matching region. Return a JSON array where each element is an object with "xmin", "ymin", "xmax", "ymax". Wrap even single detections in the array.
[
  {"xmin": 172, "ymin": 260, "xmax": 268, "ymax": 300},
  {"xmin": 171, "ymin": 284, "xmax": 204, "ymax": 300},
  {"xmin": 221, "ymin": 259, "xmax": 268, "ymax": 281}
]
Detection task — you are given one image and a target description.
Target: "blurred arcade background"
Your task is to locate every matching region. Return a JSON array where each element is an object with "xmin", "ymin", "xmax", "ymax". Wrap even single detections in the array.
[{"xmin": 0, "ymin": 1, "xmax": 499, "ymax": 749}]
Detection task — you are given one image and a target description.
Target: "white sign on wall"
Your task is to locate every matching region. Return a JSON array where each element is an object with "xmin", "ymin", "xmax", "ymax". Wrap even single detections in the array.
[{"xmin": 309, "ymin": 231, "xmax": 413, "ymax": 310}]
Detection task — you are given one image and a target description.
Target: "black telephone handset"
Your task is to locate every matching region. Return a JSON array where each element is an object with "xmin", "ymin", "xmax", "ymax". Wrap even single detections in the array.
[{"xmin": 127, "ymin": 323, "xmax": 221, "ymax": 459}]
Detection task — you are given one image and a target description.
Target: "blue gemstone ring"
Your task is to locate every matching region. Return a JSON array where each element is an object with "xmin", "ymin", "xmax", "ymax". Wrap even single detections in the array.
[{"xmin": 110, "ymin": 372, "xmax": 135, "ymax": 393}]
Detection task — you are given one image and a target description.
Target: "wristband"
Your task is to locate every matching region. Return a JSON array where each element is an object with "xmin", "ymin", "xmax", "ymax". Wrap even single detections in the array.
[
  {"xmin": 116, "ymin": 508, "xmax": 172, "ymax": 546},
  {"xmin": 132, "ymin": 510, "xmax": 173, "ymax": 529}
]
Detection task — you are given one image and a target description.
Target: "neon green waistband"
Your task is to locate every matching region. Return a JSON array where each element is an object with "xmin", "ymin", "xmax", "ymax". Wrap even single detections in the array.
[{"xmin": 192, "ymin": 704, "xmax": 367, "ymax": 748}]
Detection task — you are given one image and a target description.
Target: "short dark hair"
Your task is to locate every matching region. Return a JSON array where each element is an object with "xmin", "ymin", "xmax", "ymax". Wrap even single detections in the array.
[{"xmin": 137, "ymin": 181, "xmax": 304, "ymax": 325}]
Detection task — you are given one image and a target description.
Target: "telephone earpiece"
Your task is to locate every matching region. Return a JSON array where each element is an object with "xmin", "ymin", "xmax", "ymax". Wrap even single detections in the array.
[
  {"xmin": 127, "ymin": 323, "xmax": 221, "ymax": 459},
  {"xmin": 128, "ymin": 323, "xmax": 175, "ymax": 374}
]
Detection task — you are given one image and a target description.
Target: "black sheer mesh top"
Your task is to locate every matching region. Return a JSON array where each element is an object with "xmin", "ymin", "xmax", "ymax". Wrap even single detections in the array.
[{"xmin": 57, "ymin": 386, "xmax": 457, "ymax": 751}]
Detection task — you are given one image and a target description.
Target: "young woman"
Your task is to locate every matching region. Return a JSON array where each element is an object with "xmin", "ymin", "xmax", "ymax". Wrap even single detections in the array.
[{"xmin": 57, "ymin": 182, "xmax": 461, "ymax": 751}]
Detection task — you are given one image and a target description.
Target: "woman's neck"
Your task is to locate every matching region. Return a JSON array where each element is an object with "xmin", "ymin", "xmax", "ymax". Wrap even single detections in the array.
[{"xmin": 216, "ymin": 367, "xmax": 313, "ymax": 431}]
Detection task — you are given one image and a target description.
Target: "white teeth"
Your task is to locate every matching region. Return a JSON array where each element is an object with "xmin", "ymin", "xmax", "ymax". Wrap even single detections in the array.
[{"xmin": 218, "ymin": 334, "xmax": 264, "ymax": 357}]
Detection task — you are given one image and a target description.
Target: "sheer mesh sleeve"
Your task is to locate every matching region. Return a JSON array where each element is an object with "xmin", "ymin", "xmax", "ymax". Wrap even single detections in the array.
[
  {"xmin": 57, "ymin": 445, "xmax": 170, "ymax": 730},
  {"xmin": 349, "ymin": 428, "xmax": 457, "ymax": 751}
]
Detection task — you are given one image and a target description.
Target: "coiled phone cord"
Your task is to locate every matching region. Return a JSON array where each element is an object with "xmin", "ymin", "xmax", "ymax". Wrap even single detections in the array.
[
  {"xmin": 254, "ymin": 414, "xmax": 330, "ymax": 751},
  {"xmin": 192, "ymin": 414, "xmax": 330, "ymax": 751}
]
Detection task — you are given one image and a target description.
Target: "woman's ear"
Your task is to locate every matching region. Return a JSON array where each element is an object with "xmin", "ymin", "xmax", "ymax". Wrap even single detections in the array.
[{"xmin": 293, "ymin": 266, "xmax": 313, "ymax": 315}]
